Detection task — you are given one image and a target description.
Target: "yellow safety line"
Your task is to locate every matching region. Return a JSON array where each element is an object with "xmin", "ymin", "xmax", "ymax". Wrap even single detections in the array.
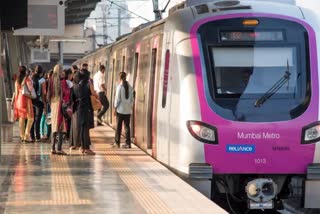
[{"xmin": 5, "ymin": 154, "xmax": 92, "ymax": 206}]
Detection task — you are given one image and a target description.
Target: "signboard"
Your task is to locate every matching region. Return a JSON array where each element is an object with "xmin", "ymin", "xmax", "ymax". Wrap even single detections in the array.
[
  {"xmin": 31, "ymin": 48, "xmax": 50, "ymax": 63},
  {"xmin": 14, "ymin": 0, "xmax": 65, "ymax": 36}
]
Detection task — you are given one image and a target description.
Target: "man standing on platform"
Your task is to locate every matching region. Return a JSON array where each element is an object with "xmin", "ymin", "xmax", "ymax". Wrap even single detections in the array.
[{"xmin": 93, "ymin": 65, "xmax": 109, "ymax": 125}]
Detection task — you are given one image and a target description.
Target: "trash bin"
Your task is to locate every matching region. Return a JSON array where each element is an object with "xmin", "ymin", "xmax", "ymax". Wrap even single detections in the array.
[{"xmin": 6, "ymin": 98, "xmax": 13, "ymax": 122}]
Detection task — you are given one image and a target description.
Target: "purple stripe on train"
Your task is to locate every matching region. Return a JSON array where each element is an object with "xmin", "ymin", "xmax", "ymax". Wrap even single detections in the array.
[{"xmin": 190, "ymin": 13, "xmax": 319, "ymax": 174}]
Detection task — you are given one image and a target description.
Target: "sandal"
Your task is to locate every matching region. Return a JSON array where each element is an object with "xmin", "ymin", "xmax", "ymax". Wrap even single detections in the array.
[
  {"xmin": 70, "ymin": 146, "xmax": 78, "ymax": 150},
  {"xmin": 79, "ymin": 148, "xmax": 85, "ymax": 154},
  {"xmin": 24, "ymin": 138, "xmax": 34, "ymax": 143}
]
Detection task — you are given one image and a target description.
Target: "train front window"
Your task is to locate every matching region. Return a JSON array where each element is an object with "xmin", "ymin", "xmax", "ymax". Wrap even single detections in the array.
[
  {"xmin": 198, "ymin": 17, "xmax": 310, "ymax": 122},
  {"xmin": 212, "ymin": 47, "xmax": 297, "ymax": 97}
]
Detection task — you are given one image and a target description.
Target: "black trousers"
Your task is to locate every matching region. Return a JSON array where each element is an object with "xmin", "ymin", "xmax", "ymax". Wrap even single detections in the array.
[
  {"xmin": 97, "ymin": 92, "xmax": 109, "ymax": 119},
  {"xmin": 52, "ymin": 132, "xmax": 63, "ymax": 151},
  {"xmin": 30, "ymin": 105, "xmax": 43, "ymax": 140},
  {"xmin": 115, "ymin": 113, "xmax": 131, "ymax": 145},
  {"xmin": 79, "ymin": 123, "xmax": 91, "ymax": 150}
]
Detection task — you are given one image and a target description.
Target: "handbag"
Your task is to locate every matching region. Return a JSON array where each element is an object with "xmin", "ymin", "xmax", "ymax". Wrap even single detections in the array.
[
  {"xmin": 62, "ymin": 102, "xmax": 72, "ymax": 119},
  {"xmin": 90, "ymin": 95, "xmax": 102, "ymax": 111},
  {"xmin": 22, "ymin": 82, "xmax": 37, "ymax": 99}
]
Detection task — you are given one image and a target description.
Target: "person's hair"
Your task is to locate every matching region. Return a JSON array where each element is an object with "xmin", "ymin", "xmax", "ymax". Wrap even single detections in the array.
[
  {"xmin": 63, "ymin": 69, "xmax": 72, "ymax": 80},
  {"xmin": 73, "ymin": 71, "xmax": 81, "ymax": 84},
  {"xmin": 65, "ymin": 68, "xmax": 72, "ymax": 77},
  {"xmin": 100, "ymin": 65, "xmax": 105, "ymax": 71},
  {"xmin": 82, "ymin": 63, "xmax": 88, "ymax": 67},
  {"xmin": 72, "ymin": 65, "xmax": 78, "ymax": 70},
  {"xmin": 34, "ymin": 65, "xmax": 43, "ymax": 76},
  {"xmin": 17, "ymin": 66, "xmax": 27, "ymax": 85},
  {"xmin": 48, "ymin": 69, "xmax": 53, "ymax": 77},
  {"xmin": 52, "ymin": 64, "xmax": 62, "ymax": 97},
  {"xmin": 119, "ymin": 72, "xmax": 129, "ymax": 99}
]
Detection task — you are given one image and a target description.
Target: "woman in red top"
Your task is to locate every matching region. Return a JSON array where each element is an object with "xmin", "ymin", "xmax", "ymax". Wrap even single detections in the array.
[{"xmin": 13, "ymin": 66, "xmax": 34, "ymax": 142}]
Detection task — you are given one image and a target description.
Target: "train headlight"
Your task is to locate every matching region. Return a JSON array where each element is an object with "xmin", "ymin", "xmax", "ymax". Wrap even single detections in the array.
[
  {"xmin": 302, "ymin": 122, "xmax": 320, "ymax": 144},
  {"xmin": 187, "ymin": 121, "xmax": 218, "ymax": 144}
]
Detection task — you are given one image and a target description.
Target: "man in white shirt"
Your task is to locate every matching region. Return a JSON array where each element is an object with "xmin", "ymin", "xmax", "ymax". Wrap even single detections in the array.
[{"xmin": 93, "ymin": 65, "xmax": 109, "ymax": 125}]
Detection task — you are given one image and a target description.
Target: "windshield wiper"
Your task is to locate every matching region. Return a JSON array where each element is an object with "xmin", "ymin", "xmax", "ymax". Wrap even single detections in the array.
[{"xmin": 254, "ymin": 60, "xmax": 291, "ymax": 107}]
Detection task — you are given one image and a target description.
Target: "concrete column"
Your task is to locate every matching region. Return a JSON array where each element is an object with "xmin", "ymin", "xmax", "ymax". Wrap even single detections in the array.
[{"xmin": 58, "ymin": 41, "xmax": 64, "ymax": 65}]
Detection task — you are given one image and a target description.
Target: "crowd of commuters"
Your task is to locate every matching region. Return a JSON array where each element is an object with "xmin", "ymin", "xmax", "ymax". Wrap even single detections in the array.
[{"xmin": 12, "ymin": 63, "xmax": 134, "ymax": 155}]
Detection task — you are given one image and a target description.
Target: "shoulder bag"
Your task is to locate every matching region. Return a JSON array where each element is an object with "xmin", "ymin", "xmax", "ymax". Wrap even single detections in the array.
[
  {"xmin": 22, "ymin": 79, "xmax": 37, "ymax": 99},
  {"xmin": 91, "ymin": 95, "xmax": 102, "ymax": 111}
]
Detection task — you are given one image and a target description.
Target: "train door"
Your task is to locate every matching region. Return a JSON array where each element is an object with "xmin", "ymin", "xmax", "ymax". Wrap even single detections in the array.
[
  {"xmin": 151, "ymin": 34, "xmax": 163, "ymax": 158},
  {"xmin": 131, "ymin": 53, "xmax": 139, "ymax": 144},
  {"xmin": 107, "ymin": 57, "xmax": 115, "ymax": 125},
  {"xmin": 135, "ymin": 41, "xmax": 150, "ymax": 151},
  {"xmin": 146, "ymin": 48, "xmax": 157, "ymax": 154},
  {"xmin": 157, "ymin": 47, "xmax": 172, "ymax": 165},
  {"xmin": 111, "ymin": 57, "xmax": 121, "ymax": 129}
]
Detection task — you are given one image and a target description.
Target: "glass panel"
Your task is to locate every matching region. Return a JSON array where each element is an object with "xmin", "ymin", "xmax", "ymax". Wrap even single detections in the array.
[{"xmin": 212, "ymin": 47, "xmax": 297, "ymax": 96}]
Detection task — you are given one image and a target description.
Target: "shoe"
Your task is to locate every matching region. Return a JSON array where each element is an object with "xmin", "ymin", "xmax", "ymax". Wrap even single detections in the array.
[
  {"xmin": 56, "ymin": 150, "xmax": 67, "ymax": 155},
  {"xmin": 84, "ymin": 149, "xmax": 95, "ymax": 155},
  {"xmin": 122, "ymin": 144, "xmax": 131, "ymax": 149},
  {"xmin": 35, "ymin": 139, "xmax": 42, "ymax": 143},
  {"xmin": 51, "ymin": 150, "xmax": 57, "ymax": 155},
  {"xmin": 112, "ymin": 143, "xmax": 120, "ymax": 148}
]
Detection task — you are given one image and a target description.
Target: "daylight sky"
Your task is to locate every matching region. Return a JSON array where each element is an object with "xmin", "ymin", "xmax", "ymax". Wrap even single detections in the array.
[{"xmin": 127, "ymin": 0, "xmax": 320, "ymax": 28}]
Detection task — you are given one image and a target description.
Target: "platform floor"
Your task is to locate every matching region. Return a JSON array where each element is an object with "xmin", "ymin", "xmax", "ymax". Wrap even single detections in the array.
[{"xmin": 0, "ymin": 124, "xmax": 226, "ymax": 214}]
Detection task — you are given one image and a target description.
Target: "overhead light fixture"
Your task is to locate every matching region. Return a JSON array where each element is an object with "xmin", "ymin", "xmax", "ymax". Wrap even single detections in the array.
[{"xmin": 49, "ymin": 39, "xmax": 87, "ymax": 43}]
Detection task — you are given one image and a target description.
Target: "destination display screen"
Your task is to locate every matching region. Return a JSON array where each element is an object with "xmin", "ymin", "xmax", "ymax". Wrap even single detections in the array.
[
  {"xmin": 28, "ymin": 5, "xmax": 57, "ymax": 29},
  {"xmin": 220, "ymin": 31, "xmax": 284, "ymax": 42}
]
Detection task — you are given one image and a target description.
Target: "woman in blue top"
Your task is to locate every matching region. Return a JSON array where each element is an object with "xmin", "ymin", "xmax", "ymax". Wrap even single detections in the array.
[{"xmin": 114, "ymin": 72, "xmax": 134, "ymax": 149}]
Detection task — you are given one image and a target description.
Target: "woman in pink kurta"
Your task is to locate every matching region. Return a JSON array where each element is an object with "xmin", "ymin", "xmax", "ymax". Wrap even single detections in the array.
[{"xmin": 13, "ymin": 66, "xmax": 34, "ymax": 142}]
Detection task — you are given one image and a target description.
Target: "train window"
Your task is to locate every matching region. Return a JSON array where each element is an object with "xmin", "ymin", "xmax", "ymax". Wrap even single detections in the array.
[
  {"xmin": 133, "ymin": 53, "xmax": 139, "ymax": 87},
  {"xmin": 212, "ymin": 47, "xmax": 297, "ymax": 95},
  {"xmin": 122, "ymin": 56, "xmax": 125, "ymax": 73},
  {"xmin": 116, "ymin": 60, "xmax": 120, "ymax": 73},
  {"xmin": 162, "ymin": 50, "xmax": 170, "ymax": 108}
]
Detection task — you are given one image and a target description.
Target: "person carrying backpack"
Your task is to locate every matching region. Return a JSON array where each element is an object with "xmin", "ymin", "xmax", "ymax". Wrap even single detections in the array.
[{"xmin": 30, "ymin": 65, "xmax": 47, "ymax": 142}]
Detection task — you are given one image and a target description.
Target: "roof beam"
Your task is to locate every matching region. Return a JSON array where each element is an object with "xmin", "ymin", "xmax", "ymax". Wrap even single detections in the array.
[{"xmin": 66, "ymin": 1, "xmax": 99, "ymax": 10}]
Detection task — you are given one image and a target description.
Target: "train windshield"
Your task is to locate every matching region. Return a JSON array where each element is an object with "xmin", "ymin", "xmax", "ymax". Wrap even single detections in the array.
[
  {"xmin": 212, "ymin": 47, "xmax": 297, "ymax": 96},
  {"xmin": 198, "ymin": 18, "xmax": 310, "ymax": 122}
]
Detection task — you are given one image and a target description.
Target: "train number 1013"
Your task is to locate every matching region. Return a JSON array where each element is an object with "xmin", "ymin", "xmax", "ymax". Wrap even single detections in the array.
[{"xmin": 254, "ymin": 158, "xmax": 267, "ymax": 164}]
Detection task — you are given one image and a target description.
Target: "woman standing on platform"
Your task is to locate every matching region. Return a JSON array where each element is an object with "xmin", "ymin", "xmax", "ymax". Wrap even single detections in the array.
[
  {"xmin": 69, "ymin": 67, "xmax": 81, "ymax": 150},
  {"xmin": 114, "ymin": 72, "xmax": 134, "ymax": 149},
  {"xmin": 72, "ymin": 69, "xmax": 96, "ymax": 155},
  {"xmin": 13, "ymin": 66, "xmax": 34, "ymax": 143},
  {"xmin": 47, "ymin": 64, "xmax": 68, "ymax": 155}
]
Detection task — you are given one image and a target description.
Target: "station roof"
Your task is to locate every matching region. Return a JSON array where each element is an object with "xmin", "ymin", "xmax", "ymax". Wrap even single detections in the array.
[{"xmin": 65, "ymin": 0, "xmax": 100, "ymax": 24}]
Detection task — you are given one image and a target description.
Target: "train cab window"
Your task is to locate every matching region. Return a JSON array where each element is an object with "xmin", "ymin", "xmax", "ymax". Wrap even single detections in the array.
[
  {"xmin": 198, "ymin": 18, "xmax": 310, "ymax": 122},
  {"xmin": 212, "ymin": 47, "xmax": 297, "ymax": 96}
]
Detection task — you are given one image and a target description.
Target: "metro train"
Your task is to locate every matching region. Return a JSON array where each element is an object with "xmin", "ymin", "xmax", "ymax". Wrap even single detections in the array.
[{"xmin": 74, "ymin": 0, "xmax": 320, "ymax": 211}]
